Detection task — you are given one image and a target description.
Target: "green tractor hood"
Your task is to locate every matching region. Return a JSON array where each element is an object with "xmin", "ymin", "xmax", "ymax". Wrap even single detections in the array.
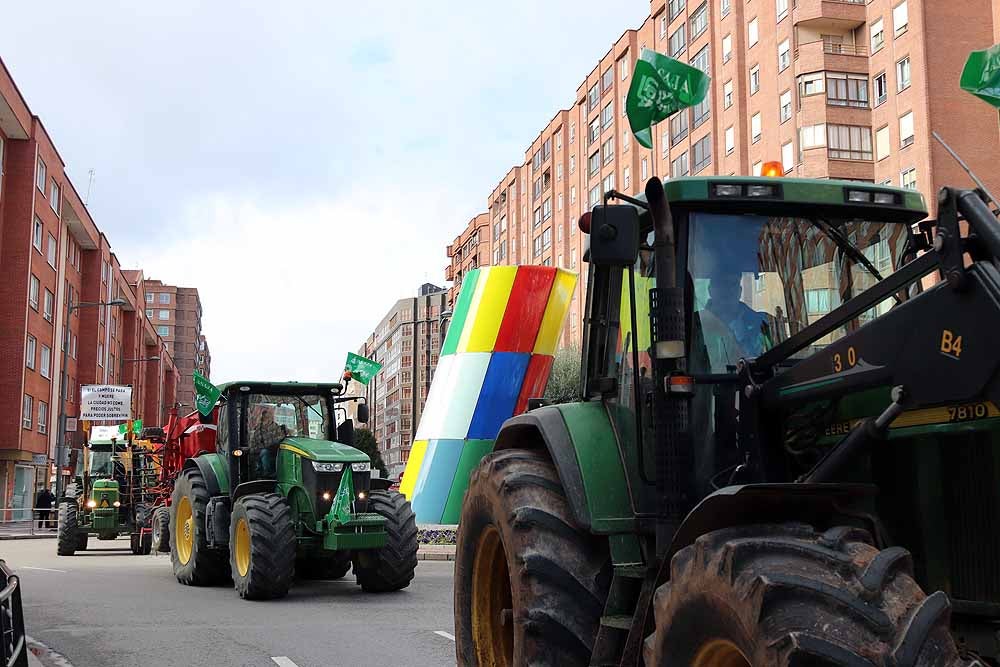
[{"xmin": 280, "ymin": 437, "xmax": 369, "ymax": 463}]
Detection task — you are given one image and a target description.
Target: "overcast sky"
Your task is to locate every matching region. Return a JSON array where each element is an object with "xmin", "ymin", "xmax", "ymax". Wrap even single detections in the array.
[{"xmin": 1, "ymin": 1, "xmax": 648, "ymax": 383}]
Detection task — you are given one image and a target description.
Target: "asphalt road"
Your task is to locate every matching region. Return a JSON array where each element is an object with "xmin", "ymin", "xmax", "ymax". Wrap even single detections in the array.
[{"xmin": 4, "ymin": 537, "xmax": 456, "ymax": 667}]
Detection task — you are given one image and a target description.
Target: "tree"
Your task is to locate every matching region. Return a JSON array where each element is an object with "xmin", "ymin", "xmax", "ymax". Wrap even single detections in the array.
[
  {"xmin": 543, "ymin": 346, "xmax": 581, "ymax": 404},
  {"xmin": 353, "ymin": 428, "xmax": 388, "ymax": 478}
]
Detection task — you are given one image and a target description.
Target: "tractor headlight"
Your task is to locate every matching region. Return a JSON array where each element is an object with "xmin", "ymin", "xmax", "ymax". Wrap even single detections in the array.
[
  {"xmin": 351, "ymin": 462, "xmax": 370, "ymax": 472},
  {"xmin": 113, "ymin": 501, "xmax": 121, "ymax": 508},
  {"xmin": 86, "ymin": 500, "xmax": 97, "ymax": 508},
  {"xmin": 312, "ymin": 461, "xmax": 343, "ymax": 473}
]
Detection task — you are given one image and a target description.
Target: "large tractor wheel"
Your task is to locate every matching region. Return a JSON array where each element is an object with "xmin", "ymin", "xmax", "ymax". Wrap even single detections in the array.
[
  {"xmin": 230, "ymin": 493, "xmax": 296, "ymax": 600},
  {"xmin": 643, "ymin": 524, "xmax": 965, "ymax": 666},
  {"xmin": 353, "ymin": 490, "xmax": 418, "ymax": 593},
  {"xmin": 455, "ymin": 449, "xmax": 611, "ymax": 667},
  {"xmin": 56, "ymin": 502, "xmax": 80, "ymax": 556},
  {"xmin": 297, "ymin": 553, "xmax": 352, "ymax": 580},
  {"xmin": 151, "ymin": 507, "xmax": 171, "ymax": 553},
  {"xmin": 130, "ymin": 532, "xmax": 152, "ymax": 555},
  {"xmin": 171, "ymin": 468, "xmax": 229, "ymax": 586}
]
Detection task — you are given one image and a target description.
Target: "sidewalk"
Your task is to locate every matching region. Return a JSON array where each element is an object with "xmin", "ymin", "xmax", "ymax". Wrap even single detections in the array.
[
  {"xmin": 0, "ymin": 523, "xmax": 57, "ymax": 540},
  {"xmin": 417, "ymin": 544, "xmax": 456, "ymax": 561}
]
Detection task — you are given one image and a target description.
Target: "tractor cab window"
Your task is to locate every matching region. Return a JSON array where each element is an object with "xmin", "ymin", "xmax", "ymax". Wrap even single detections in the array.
[
  {"xmin": 242, "ymin": 394, "xmax": 331, "ymax": 450},
  {"xmin": 88, "ymin": 450, "xmax": 114, "ymax": 476}
]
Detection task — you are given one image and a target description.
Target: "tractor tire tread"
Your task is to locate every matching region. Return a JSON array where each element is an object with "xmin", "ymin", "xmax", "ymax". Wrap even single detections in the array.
[
  {"xmin": 56, "ymin": 502, "xmax": 79, "ymax": 556},
  {"xmin": 232, "ymin": 493, "xmax": 296, "ymax": 600},
  {"xmin": 643, "ymin": 523, "xmax": 965, "ymax": 667},
  {"xmin": 171, "ymin": 467, "xmax": 229, "ymax": 586},
  {"xmin": 353, "ymin": 490, "xmax": 418, "ymax": 593}
]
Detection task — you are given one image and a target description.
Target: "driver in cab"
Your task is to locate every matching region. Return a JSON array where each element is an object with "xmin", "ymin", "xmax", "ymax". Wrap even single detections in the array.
[
  {"xmin": 250, "ymin": 407, "xmax": 287, "ymax": 477},
  {"xmin": 697, "ymin": 267, "xmax": 773, "ymax": 370}
]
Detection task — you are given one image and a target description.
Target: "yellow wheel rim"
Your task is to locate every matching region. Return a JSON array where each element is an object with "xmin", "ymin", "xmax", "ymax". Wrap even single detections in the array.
[
  {"xmin": 692, "ymin": 639, "xmax": 751, "ymax": 667},
  {"xmin": 176, "ymin": 496, "xmax": 193, "ymax": 565},
  {"xmin": 234, "ymin": 517, "xmax": 251, "ymax": 577},
  {"xmin": 471, "ymin": 526, "xmax": 513, "ymax": 666}
]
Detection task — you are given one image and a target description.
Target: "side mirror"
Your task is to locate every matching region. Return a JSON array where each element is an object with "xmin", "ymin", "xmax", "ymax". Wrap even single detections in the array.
[
  {"xmin": 339, "ymin": 418, "xmax": 356, "ymax": 447},
  {"xmin": 356, "ymin": 403, "xmax": 369, "ymax": 424},
  {"xmin": 588, "ymin": 205, "xmax": 641, "ymax": 266}
]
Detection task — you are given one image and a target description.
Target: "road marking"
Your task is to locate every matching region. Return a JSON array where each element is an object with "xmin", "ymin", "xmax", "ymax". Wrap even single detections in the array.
[
  {"xmin": 21, "ymin": 566, "xmax": 67, "ymax": 573},
  {"xmin": 434, "ymin": 631, "xmax": 455, "ymax": 642},
  {"xmin": 271, "ymin": 658, "xmax": 300, "ymax": 667}
]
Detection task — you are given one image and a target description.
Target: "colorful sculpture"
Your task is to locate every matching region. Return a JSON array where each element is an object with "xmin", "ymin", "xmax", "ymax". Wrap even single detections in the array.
[{"xmin": 400, "ymin": 265, "xmax": 578, "ymax": 524}]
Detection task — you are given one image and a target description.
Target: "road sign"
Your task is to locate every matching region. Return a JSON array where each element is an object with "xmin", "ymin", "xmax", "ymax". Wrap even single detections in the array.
[
  {"xmin": 80, "ymin": 385, "xmax": 132, "ymax": 421},
  {"xmin": 66, "ymin": 417, "xmax": 78, "ymax": 432}
]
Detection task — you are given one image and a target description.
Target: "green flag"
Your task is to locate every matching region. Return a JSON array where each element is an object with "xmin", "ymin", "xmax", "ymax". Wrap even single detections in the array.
[
  {"xmin": 330, "ymin": 468, "xmax": 354, "ymax": 526},
  {"xmin": 961, "ymin": 44, "xmax": 1000, "ymax": 107},
  {"xmin": 193, "ymin": 371, "xmax": 221, "ymax": 416},
  {"xmin": 345, "ymin": 352, "xmax": 382, "ymax": 385},
  {"xmin": 626, "ymin": 49, "xmax": 711, "ymax": 149}
]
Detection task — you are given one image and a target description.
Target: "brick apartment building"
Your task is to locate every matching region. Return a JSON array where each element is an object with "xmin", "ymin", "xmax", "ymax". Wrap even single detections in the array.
[
  {"xmin": 138, "ymin": 280, "xmax": 209, "ymax": 409},
  {"xmin": 444, "ymin": 213, "xmax": 491, "ymax": 311},
  {"xmin": 0, "ymin": 57, "xmax": 184, "ymax": 516},
  {"xmin": 356, "ymin": 284, "xmax": 448, "ymax": 478},
  {"xmin": 446, "ymin": 0, "xmax": 1000, "ymax": 350}
]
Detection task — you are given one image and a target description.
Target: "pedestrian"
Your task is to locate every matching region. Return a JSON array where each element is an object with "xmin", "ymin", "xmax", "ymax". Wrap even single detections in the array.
[{"xmin": 35, "ymin": 487, "xmax": 55, "ymax": 529}]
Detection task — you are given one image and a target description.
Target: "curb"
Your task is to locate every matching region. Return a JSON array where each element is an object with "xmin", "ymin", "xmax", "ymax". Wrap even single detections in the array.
[
  {"xmin": 417, "ymin": 551, "xmax": 455, "ymax": 562},
  {"xmin": 0, "ymin": 535, "xmax": 56, "ymax": 541}
]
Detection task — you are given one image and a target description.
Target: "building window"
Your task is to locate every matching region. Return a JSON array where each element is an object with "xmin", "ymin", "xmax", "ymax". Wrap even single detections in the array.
[
  {"xmin": 641, "ymin": 158, "xmax": 648, "ymax": 181},
  {"xmin": 798, "ymin": 72, "xmax": 825, "ymax": 98},
  {"xmin": 145, "ymin": 308, "xmax": 153, "ymax": 318},
  {"xmin": 542, "ymin": 137, "xmax": 552, "ymax": 160},
  {"xmin": 827, "ymin": 72, "xmax": 869, "ymax": 107},
  {"xmin": 874, "ymin": 72, "xmax": 888, "ymax": 106},
  {"xmin": 26, "ymin": 335, "xmax": 36, "ymax": 370},
  {"xmin": 532, "ymin": 235, "xmax": 543, "ymax": 258},
  {"xmin": 588, "ymin": 83, "xmax": 600, "ymax": 114},
  {"xmin": 876, "ymin": 126, "xmax": 891, "ymax": 160},
  {"xmin": 36, "ymin": 158, "xmax": 46, "ymax": 192},
  {"xmin": 722, "ymin": 34, "xmax": 732, "ymax": 63},
  {"xmin": 157, "ymin": 325, "xmax": 170, "ymax": 337},
  {"xmin": 542, "ymin": 227, "xmax": 552, "ymax": 250},
  {"xmin": 542, "ymin": 198, "xmax": 552, "ymax": 221},
  {"xmin": 32, "ymin": 218, "xmax": 43, "ymax": 252},
  {"xmin": 71, "ymin": 334, "xmax": 77, "ymax": 359},
  {"xmin": 38, "ymin": 401, "xmax": 48, "ymax": 434},
  {"xmin": 670, "ymin": 112, "xmax": 689, "ymax": 145},
  {"xmin": 692, "ymin": 134, "xmax": 712, "ymax": 173},
  {"xmin": 570, "ymin": 185, "xmax": 576, "ymax": 203},
  {"xmin": 805, "ymin": 288, "xmax": 833, "ymax": 315},
  {"xmin": 47, "ymin": 233, "xmax": 57, "ymax": 267},
  {"xmin": 589, "ymin": 117, "xmax": 600, "ymax": 146},
  {"xmin": 589, "ymin": 185, "xmax": 601, "ymax": 207},
  {"xmin": 43, "ymin": 289, "xmax": 53, "ymax": 322},
  {"xmin": 659, "ymin": 15, "xmax": 667, "ymax": 38},
  {"xmin": 97, "ymin": 343, "xmax": 104, "ymax": 368},
  {"xmin": 159, "ymin": 293, "xmax": 170, "ymax": 304},
  {"xmin": 158, "ymin": 309, "xmax": 170, "ymax": 320},
  {"xmin": 602, "ymin": 137, "xmax": 615, "ymax": 165},
  {"xmin": 691, "ymin": 44, "xmax": 710, "ymax": 76},
  {"xmin": 750, "ymin": 65, "xmax": 760, "ymax": 94},
  {"xmin": 721, "ymin": 0, "xmax": 730, "ymax": 17},
  {"xmin": 570, "ymin": 155, "xmax": 576, "ymax": 174},
  {"xmin": 29, "ymin": 274, "xmax": 40, "ymax": 310},
  {"xmin": 589, "ymin": 151, "xmax": 600, "ymax": 176},
  {"xmin": 556, "ymin": 134, "xmax": 562, "ymax": 152},
  {"xmin": 896, "ymin": 56, "xmax": 911, "ymax": 91},
  {"xmin": 899, "ymin": 111, "xmax": 915, "ymax": 147},
  {"xmin": 692, "ymin": 95, "xmax": 711, "ymax": 128},
  {"xmin": 893, "ymin": 1, "xmax": 908, "ymax": 36},
  {"xmin": 557, "ymin": 163, "xmax": 563, "ymax": 181},
  {"xmin": 668, "ymin": 0, "xmax": 685, "ymax": 21},
  {"xmin": 780, "ymin": 90, "xmax": 792, "ymax": 122},
  {"xmin": 624, "ymin": 166, "xmax": 631, "ymax": 190},
  {"xmin": 146, "ymin": 293, "xmax": 154, "ymax": 303},
  {"xmin": 671, "ymin": 151, "xmax": 690, "ymax": 178},
  {"xmin": 602, "ymin": 173, "xmax": 616, "ymax": 195},
  {"xmin": 619, "ymin": 55, "xmax": 630, "ymax": 80},
  {"xmin": 533, "ymin": 207, "xmax": 542, "ymax": 228},
  {"xmin": 828, "ymin": 124, "xmax": 873, "ymax": 160},
  {"xmin": 690, "ymin": 2, "xmax": 708, "ymax": 39},
  {"xmin": 776, "ymin": 0, "xmax": 789, "ymax": 20},
  {"xmin": 557, "ymin": 193, "xmax": 564, "ymax": 211},
  {"xmin": 670, "ymin": 25, "xmax": 687, "ymax": 58},
  {"xmin": 725, "ymin": 126, "xmax": 735, "ymax": 154},
  {"xmin": 662, "ymin": 128, "xmax": 670, "ymax": 158},
  {"xmin": 602, "ymin": 101, "xmax": 614, "ymax": 129},
  {"xmin": 778, "ymin": 39, "xmax": 790, "ymax": 72},
  {"xmin": 623, "ymin": 128, "xmax": 630, "ymax": 151},
  {"xmin": 723, "ymin": 80, "xmax": 733, "ymax": 108},
  {"xmin": 901, "ymin": 167, "xmax": 917, "ymax": 190},
  {"xmin": 602, "ymin": 67, "xmax": 613, "ymax": 93},
  {"xmin": 22, "ymin": 395, "xmax": 32, "ymax": 429},
  {"xmin": 748, "ymin": 18, "xmax": 759, "ymax": 47},
  {"xmin": 871, "ymin": 18, "xmax": 885, "ymax": 53},
  {"xmin": 569, "ymin": 122, "xmax": 575, "ymax": 144},
  {"xmin": 49, "ymin": 180, "xmax": 61, "ymax": 215},
  {"xmin": 753, "ymin": 160, "xmax": 763, "ymax": 176},
  {"xmin": 751, "ymin": 113, "xmax": 762, "ymax": 143},
  {"xmin": 800, "ymin": 124, "xmax": 827, "ymax": 151},
  {"xmin": 40, "ymin": 345, "xmax": 51, "ymax": 379},
  {"xmin": 782, "ymin": 141, "xmax": 794, "ymax": 173}
]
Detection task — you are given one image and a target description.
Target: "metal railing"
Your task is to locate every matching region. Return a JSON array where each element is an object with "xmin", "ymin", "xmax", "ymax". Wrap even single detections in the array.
[
  {"xmin": 0, "ymin": 562, "xmax": 27, "ymax": 667},
  {"xmin": 0, "ymin": 508, "xmax": 58, "ymax": 538}
]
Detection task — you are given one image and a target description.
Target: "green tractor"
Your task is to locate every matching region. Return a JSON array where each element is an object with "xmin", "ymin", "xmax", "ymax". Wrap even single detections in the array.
[
  {"xmin": 455, "ymin": 175, "xmax": 1000, "ymax": 665},
  {"xmin": 57, "ymin": 425, "xmax": 155, "ymax": 556},
  {"xmin": 170, "ymin": 380, "xmax": 418, "ymax": 600}
]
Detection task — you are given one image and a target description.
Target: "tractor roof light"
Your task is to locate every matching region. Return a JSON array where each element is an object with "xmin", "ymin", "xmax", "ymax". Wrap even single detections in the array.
[
  {"xmin": 747, "ymin": 184, "xmax": 779, "ymax": 198},
  {"xmin": 761, "ymin": 161, "xmax": 784, "ymax": 178},
  {"xmin": 713, "ymin": 184, "xmax": 743, "ymax": 197},
  {"xmin": 847, "ymin": 190, "xmax": 873, "ymax": 203}
]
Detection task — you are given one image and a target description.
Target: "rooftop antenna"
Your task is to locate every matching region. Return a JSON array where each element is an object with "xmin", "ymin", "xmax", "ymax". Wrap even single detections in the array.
[{"xmin": 85, "ymin": 169, "xmax": 96, "ymax": 206}]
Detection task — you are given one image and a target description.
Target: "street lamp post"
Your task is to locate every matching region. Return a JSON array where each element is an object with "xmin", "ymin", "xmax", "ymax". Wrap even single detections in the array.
[{"xmin": 55, "ymin": 296, "xmax": 126, "ymax": 501}]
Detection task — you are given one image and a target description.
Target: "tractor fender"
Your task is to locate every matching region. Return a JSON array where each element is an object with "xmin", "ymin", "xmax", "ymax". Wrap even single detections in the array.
[
  {"xmin": 183, "ymin": 456, "xmax": 223, "ymax": 497},
  {"xmin": 369, "ymin": 477, "xmax": 393, "ymax": 491},
  {"xmin": 232, "ymin": 480, "xmax": 278, "ymax": 504},
  {"xmin": 667, "ymin": 482, "xmax": 879, "ymax": 562},
  {"xmin": 493, "ymin": 407, "xmax": 593, "ymax": 531}
]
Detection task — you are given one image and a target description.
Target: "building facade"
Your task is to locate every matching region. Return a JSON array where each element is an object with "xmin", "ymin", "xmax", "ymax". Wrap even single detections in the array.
[
  {"xmin": 447, "ymin": 0, "xmax": 1000, "ymax": 350},
  {"xmin": 0, "ymin": 57, "xmax": 183, "ymax": 516},
  {"xmin": 139, "ymin": 281, "xmax": 208, "ymax": 409},
  {"xmin": 445, "ymin": 213, "xmax": 491, "ymax": 311},
  {"xmin": 356, "ymin": 284, "xmax": 447, "ymax": 478}
]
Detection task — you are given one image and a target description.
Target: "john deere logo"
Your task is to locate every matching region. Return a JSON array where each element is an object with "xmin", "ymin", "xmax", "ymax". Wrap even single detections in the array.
[{"xmin": 100, "ymin": 499, "xmax": 109, "ymax": 508}]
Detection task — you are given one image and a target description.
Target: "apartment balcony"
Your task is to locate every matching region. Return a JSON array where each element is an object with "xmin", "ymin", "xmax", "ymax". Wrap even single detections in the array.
[
  {"xmin": 799, "ymin": 147, "xmax": 874, "ymax": 181},
  {"xmin": 794, "ymin": 40, "xmax": 869, "ymax": 77},
  {"xmin": 445, "ymin": 265, "xmax": 453, "ymax": 281},
  {"xmin": 793, "ymin": 0, "xmax": 866, "ymax": 29},
  {"xmin": 797, "ymin": 92, "xmax": 872, "ymax": 128},
  {"xmin": 446, "ymin": 244, "xmax": 453, "ymax": 258}
]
